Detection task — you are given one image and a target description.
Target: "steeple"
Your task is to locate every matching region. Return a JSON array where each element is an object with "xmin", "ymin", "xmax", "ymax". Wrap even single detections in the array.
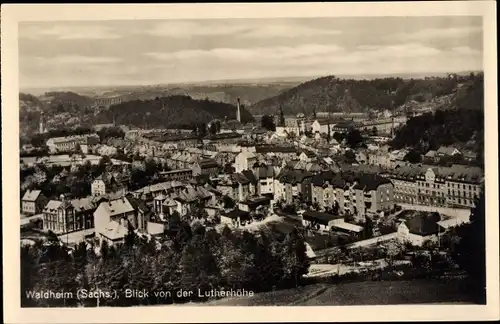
[{"xmin": 39, "ymin": 111, "xmax": 45, "ymax": 134}]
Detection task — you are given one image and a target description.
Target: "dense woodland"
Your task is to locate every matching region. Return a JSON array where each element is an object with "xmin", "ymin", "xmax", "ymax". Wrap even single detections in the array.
[
  {"xmin": 21, "ymin": 223, "xmax": 310, "ymax": 307},
  {"xmin": 94, "ymin": 95, "xmax": 254, "ymax": 129},
  {"xmin": 249, "ymin": 73, "xmax": 482, "ymax": 116}
]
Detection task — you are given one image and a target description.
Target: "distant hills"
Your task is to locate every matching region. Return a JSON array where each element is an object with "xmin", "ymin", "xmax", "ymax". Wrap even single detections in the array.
[
  {"xmin": 249, "ymin": 72, "xmax": 483, "ymax": 116},
  {"xmin": 94, "ymin": 95, "xmax": 254, "ymax": 129}
]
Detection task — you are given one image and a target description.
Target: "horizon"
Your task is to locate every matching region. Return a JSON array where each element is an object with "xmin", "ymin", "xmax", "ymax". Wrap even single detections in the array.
[
  {"xmin": 19, "ymin": 16, "xmax": 483, "ymax": 90},
  {"xmin": 20, "ymin": 69, "xmax": 483, "ymax": 95}
]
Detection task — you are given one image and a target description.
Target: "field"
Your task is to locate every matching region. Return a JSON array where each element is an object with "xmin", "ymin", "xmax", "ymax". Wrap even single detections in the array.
[{"xmin": 201, "ymin": 279, "xmax": 474, "ymax": 306}]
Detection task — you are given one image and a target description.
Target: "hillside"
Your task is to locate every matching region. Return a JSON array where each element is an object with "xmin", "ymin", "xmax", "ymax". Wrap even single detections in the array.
[
  {"xmin": 390, "ymin": 74, "xmax": 484, "ymax": 158},
  {"xmin": 249, "ymin": 73, "xmax": 482, "ymax": 116},
  {"xmin": 199, "ymin": 279, "xmax": 473, "ymax": 306},
  {"xmin": 94, "ymin": 95, "xmax": 254, "ymax": 128}
]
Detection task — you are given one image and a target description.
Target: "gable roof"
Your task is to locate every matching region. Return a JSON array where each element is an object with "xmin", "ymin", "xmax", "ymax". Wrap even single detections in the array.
[
  {"xmin": 399, "ymin": 211, "xmax": 441, "ymax": 236},
  {"xmin": 22, "ymin": 190, "xmax": 42, "ymax": 202},
  {"xmin": 437, "ymin": 146, "xmax": 460, "ymax": 155}
]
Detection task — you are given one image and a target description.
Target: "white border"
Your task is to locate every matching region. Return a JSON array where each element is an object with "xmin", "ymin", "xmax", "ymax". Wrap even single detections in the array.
[{"xmin": 2, "ymin": 2, "xmax": 498, "ymax": 323}]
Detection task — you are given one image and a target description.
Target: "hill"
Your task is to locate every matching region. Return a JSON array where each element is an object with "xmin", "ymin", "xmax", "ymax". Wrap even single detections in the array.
[
  {"xmin": 199, "ymin": 279, "xmax": 473, "ymax": 306},
  {"xmin": 94, "ymin": 95, "xmax": 254, "ymax": 128},
  {"xmin": 249, "ymin": 73, "xmax": 482, "ymax": 116},
  {"xmin": 390, "ymin": 74, "xmax": 484, "ymax": 164}
]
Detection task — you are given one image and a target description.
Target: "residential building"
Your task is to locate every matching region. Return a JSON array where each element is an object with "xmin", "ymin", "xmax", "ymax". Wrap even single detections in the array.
[
  {"xmin": 234, "ymin": 150, "xmax": 257, "ymax": 173},
  {"xmin": 436, "ymin": 146, "xmax": 461, "ymax": 157},
  {"xmin": 21, "ymin": 190, "xmax": 47, "ymax": 215},
  {"xmin": 309, "ymin": 171, "xmax": 394, "ymax": 220},
  {"xmin": 396, "ymin": 211, "xmax": 441, "ymax": 246},
  {"xmin": 192, "ymin": 159, "xmax": 220, "ymax": 177},
  {"xmin": 91, "ymin": 177, "xmax": 107, "ymax": 196},
  {"xmin": 94, "ymin": 196, "xmax": 137, "ymax": 245}
]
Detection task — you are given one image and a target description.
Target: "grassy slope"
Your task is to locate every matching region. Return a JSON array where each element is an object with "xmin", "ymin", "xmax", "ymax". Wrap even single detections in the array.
[{"xmin": 203, "ymin": 279, "xmax": 472, "ymax": 306}]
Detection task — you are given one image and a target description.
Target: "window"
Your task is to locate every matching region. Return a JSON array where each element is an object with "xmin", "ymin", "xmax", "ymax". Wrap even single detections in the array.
[
  {"xmin": 469, "ymin": 185, "xmax": 472, "ymax": 191},
  {"xmin": 459, "ymin": 199, "xmax": 462, "ymax": 204}
]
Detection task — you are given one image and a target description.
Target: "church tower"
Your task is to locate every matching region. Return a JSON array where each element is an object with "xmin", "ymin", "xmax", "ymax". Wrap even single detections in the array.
[{"xmin": 39, "ymin": 111, "xmax": 45, "ymax": 134}]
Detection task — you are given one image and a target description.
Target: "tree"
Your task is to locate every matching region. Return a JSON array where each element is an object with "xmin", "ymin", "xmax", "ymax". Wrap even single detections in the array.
[
  {"xmin": 363, "ymin": 216, "xmax": 374, "ymax": 239},
  {"xmin": 261, "ymin": 115, "xmax": 276, "ymax": 131},
  {"xmin": 208, "ymin": 123, "xmax": 218, "ymax": 136},
  {"xmin": 344, "ymin": 150, "xmax": 356, "ymax": 163},
  {"xmin": 404, "ymin": 149, "xmax": 422, "ymax": 163},
  {"xmin": 281, "ymin": 227, "xmax": 310, "ymax": 287},
  {"xmin": 222, "ymin": 195, "xmax": 236, "ymax": 209},
  {"xmin": 279, "ymin": 104, "xmax": 285, "ymax": 127},
  {"xmin": 346, "ymin": 129, "xmax": 364, "ymax": 149},
  {"xmin": 453, "ymin": 189, "xmax": 486, "ymax": 303}
]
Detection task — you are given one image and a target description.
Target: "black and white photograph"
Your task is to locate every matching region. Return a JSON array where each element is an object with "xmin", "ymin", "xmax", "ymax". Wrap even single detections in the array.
[{"xmin": 2, "ymin": 2, "xmax": 499, "ymax": 323}]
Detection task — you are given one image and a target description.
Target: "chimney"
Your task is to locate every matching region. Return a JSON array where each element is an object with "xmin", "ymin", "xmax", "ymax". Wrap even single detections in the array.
[
  {"xmin": 60, "ymin": 194, "xmax": 65, "ymax": 202},
  {"xmin": 236, "ymin": 97, "xmax": 241, "ymax": 123}
]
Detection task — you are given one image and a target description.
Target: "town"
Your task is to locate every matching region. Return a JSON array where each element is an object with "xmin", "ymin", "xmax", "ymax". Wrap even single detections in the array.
[
  {"xmin": 16, "ymin": 15, "xmax": 487, "ymax": 308},
  {"xmin": 20, "ymin": 89, "xmax": 485, "ymax": 306}
]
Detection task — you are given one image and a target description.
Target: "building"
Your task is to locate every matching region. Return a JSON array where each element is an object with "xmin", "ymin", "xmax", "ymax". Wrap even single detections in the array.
[
  {"xmin": 302, "ymin": 211, "xmax": 344, "ymax": 232},
  {"xmin": 46, "ymin": 133, "xmax": 100, "ymax": 154},
  {"xmin": 233, "ymin": 150, "xmax": 257, "ymax": 173},
  {"xmin": 93, "ymin": 196, "xmax": 138, "ymax": 245},
  {"xmin": 309, "ymin": 171, "xmax": 394, "ymax": 220},
  {"xmin": 436, "ymin": 146, "xmax": 461, "ymax": 157},
  {"xmin": 91, "ymin": 177, "xmax": 107, "ymax": 197},
  {"xmin": 43, "ymin": 195, "xmax": 97, "ymax": 235},
  {"xmin": 220, "ymin": 209, "xmax": 251, "ymax": 227},
  {"xmin": 396, "ymin": 211, "xmax": 441, "ymax": 246},
  {"xmin": 192, "ymin": 159, "xmax": 220, "ymax": 177},
  {"xmin": 160, "ymin": 169, "xmax": 193, "ymax": 182},
  {"xmin": 21, "ymin": 190, "xmax": 47, "ymax": 216},
  {"xmin": 255, "ymin": 165, "xmax": 276, "ymax": 195},
  {"xmin": 387, "ymin": 164, "xmax": 483, "ymax": 208},
  {"xmin": 275, "ymin": 168, "xmax": 313, "ymax": 204}
]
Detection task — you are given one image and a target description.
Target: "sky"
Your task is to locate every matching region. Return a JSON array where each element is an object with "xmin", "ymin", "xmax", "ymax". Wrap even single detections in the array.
[{"xmin": 18, "ymin": 16, "xmax": 483, "ymax": 89}]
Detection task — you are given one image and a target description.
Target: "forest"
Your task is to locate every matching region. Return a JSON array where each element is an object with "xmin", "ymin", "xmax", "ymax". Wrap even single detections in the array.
[
  {"xmin": 21, "ymin": 222, "xmax": 310, "ymax": 307},
  {"xmin": 249, "ymin": 73, "xmax": 482, "ymax": 116},
  {"xmin": 94, "ymin": 95, "xmax": 254, "ymax": 129}
]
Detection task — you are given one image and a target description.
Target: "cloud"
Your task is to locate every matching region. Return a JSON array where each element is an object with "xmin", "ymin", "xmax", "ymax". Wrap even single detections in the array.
[
  {"xmin": 393, "ymin": 26, "xmax": 482, "ymax": 42},
  {"xmin": 19, "ymin": 24, "xmax": 122, "ymax": 40},
  {"xmin": 450, "ymin": 46, "xmax": 482, "ymax": 56},
  {"xmin": 144, "ymin": 43, "xmax": 440, "ymax": 66},
  {"xmin": 28, "ymin": 55, "xmax": 123, "ymax": 65},
  {"xmin": 144, "ymin": 20, "xmax": 342, "ymax": 38}
]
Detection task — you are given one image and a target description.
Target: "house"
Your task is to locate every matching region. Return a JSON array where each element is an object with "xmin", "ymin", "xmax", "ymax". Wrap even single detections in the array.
[
  {"xmin": 436, "ymin": 146, "xmax": 461, "ymax": 157},
  {"xmin": 173, "ymin": 185, "xmax": 213, "ymax": 217},
  {"xmin": 255, "ymin": 165, "xmax": 275, "ymax": 195},
  {"xmin": 397, "ymin": 211, "xmax": 441, "ymax": 246},
  {"xmin": 238, "ymin": 196, "xmax": 271, "ymax": 212},
  {"xmin": 234, "ymin": 150, "xmax": 257, "ymax": 173},
  {"xmin": 192, "ymin": 159, "xmax": 220, "ymax": 177},
  {"xmin": 94, "ymin": 196, "xmax": 137, "ymax": 245},
  {"xmin": 302, "ymin": 211, "xmax": 344, "ymax": 232},
  {"xmin": 220, "ymin": 209, "xmax": 251, "ymax": 227},
  {"xmin": 424, "ymin": 150, "xmax": 437, "ymax": 162},
  {"xmin": 91, "ymin": 177, "xmax": 107, "ymax": 196},
  {"xmin": 21, "ymin": 190, "xmax": 47, "ymax": 215},
  {"xmin": 43, "ymin": 195, "xmax": 97, "ymax": 234}
]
